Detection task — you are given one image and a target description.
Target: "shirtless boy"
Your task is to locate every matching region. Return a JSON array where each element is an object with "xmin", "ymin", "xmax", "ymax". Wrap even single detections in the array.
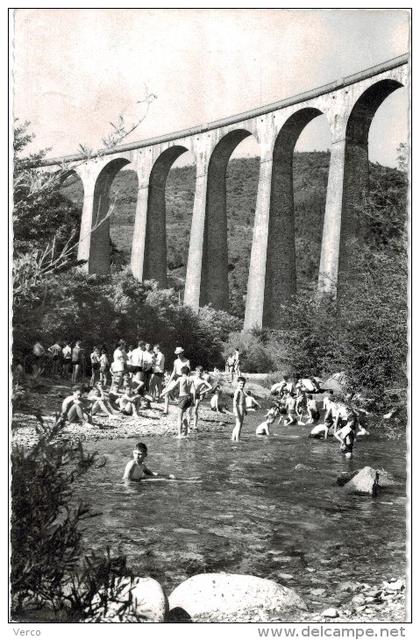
[
  {"xmin": 162, "ymin": 365, "xmax": 195, "ymax": 437},
  {"xmin": 191, "ymin": 366, "xmax": 213, "ymax": 431},
  {"xmin": 123, "ymin": 442, "xmax": 175, "ymax": 481},
  {"xmin": 232, "ymin": 376, "xmax": 246, "ymax": 442}
]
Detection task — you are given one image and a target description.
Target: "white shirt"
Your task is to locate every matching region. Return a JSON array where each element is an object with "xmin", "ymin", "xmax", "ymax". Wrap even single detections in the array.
[
  {"xmin": 154, "ymin": 352, "xmax": 165, "ymax": 373},
  {"xmin": 112, "ymin": 348, "xmax": 126, "ymax": 372},
  {"xmin": 131, "ymin": 347, "xmax": 144, "ymax": 368},
  {"xmin": 62, "ymin": 345, "xmax": 72, "ymax": 359}
]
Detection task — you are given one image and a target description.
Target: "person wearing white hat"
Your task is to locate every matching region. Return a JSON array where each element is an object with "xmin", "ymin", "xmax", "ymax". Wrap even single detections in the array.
[{"xmin": 162, "ymin": 347, "xmax": 190, "ymax": 415}]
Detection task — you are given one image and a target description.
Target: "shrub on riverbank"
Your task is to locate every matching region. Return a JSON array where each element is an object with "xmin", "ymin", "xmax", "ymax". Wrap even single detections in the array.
[
  {"xmin": 13, "ymin": 266, "xmax": 241, "ymax": 371},
  {"xmin": 10, "ymin": 418, "xmax": 146, "ymax": 621}
]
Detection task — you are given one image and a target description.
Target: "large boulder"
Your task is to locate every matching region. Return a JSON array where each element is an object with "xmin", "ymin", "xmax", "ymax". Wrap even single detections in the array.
[
  {"xmin": 343, "ymin": 467, "xmax": 396, "ymax": 496},
  {"xmin": 85, "ymin": 576, "xmax": 168, "ymax": 622},
  {"xmin": 168, "ymin": 573, "xmax": 307, "ymax": 622}
]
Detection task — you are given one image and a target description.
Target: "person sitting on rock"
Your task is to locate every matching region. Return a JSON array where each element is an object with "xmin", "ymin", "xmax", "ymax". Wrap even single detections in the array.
[
  {"xmin": 123, "ymin": 442, "xmax": 175, "ymax": 481},
  {"xmin": 88, "ymin": 381, "xmax": 115, "ymax": 417},
  {"xmin": 60, "ymin": 386, "xmax": 93, "ymax": 427},
  {"xmin": 118, "ymin": 385, "xmax": 141, "ymax": 417},
  {"xmin": 108, "ymin": 381, "xmax": 122, "ymax": 412}
]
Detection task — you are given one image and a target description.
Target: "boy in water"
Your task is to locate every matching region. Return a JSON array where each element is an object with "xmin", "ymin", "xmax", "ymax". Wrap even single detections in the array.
[
  {"xmin": 232, "ymin": 376, "xmax": 246, "ymax": 442},
  {"xmin": 123, "ymin": 442, "xmax": 175, "ymax": 481},
  {"xmin": 306, "ymin": 394, "xmax": 320, "ymax": 424},
  {"xmin": 161, "ymin": 365, "xmax": 195, "ymax": 437},
  {"xmin": 284, "ymin": 391, "xmax": 297, "ymax": 426},
  {"xmin": 256, "ymin": 414, "xmax": 274, "ymax": 436},
  {"xmin": 191, "ymin": 366, "xmax": 213, "ymax": 431},
  {"xmin": 334, "ymin": 421, "xmax": 357, "ymax": 459}
]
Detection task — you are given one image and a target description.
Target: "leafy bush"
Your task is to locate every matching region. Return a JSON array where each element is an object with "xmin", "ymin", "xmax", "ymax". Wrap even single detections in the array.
[
  {"xmin": 223, "ymin": 331, "xmax": 276, "ymax": 373},
  {"xmin": 13, "ymin": 267, "xmax": 241, "ymax": 371},
  {"xmin": 10, "ymin": 419, "xmax": 145, "ymax": 622}
]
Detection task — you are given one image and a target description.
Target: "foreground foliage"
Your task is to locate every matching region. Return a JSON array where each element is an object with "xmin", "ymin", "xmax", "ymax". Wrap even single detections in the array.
[{"xmin": 11, "ymin": 419, "xmax": 146, "ymax": 621}]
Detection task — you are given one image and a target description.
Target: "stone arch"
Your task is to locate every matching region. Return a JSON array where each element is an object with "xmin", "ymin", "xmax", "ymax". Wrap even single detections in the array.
[
  {"xmin": 142, "ymin": 145, "xmax": 194, "ymax": 287},
  {"xmin": 87, "ymin": 157, "xmax": 131, "ymax": 274},
  {"xmin": 338, "ymin": 78, "xmax": 405, "ymax": 284},
  {"xmin": 202, "ymin": 129, "xmax": 255, "ymax": 310},
  {"xmin": 263, "ymin": 107, "xmax": 324, "ymax": 326}
]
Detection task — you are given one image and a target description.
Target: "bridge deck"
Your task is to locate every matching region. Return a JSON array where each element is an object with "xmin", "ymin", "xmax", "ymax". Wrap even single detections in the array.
[{"xmin": 40, "ymin": 53, "xmax": 408, "ymax": 167}]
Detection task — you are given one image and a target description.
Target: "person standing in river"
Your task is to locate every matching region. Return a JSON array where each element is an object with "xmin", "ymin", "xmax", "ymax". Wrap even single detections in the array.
[
  {"xmin": 232, "ymin": 376, "xmax": 247, "ymax": 442},
  {"xmin": 161, "ymin": 365, "xmax": 195, "ymax": 437},
  {"xmin": 191, "ymin": 365, "xmax": 213, "ymax": 430},
  {"xmin": 163, "ymin": 347, "xmax": 190, "ymax": 415}
]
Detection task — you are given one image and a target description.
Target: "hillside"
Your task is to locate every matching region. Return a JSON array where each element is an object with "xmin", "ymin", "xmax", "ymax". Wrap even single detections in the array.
[{"xmin": 61, "ymin": 152, "xmax": 400, "ymax": 317}]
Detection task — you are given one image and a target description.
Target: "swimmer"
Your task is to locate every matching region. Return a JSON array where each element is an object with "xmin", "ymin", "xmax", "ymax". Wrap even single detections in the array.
[{"xmin": 123, "ymin": 442, "xmax": 175, "ymax": 481}]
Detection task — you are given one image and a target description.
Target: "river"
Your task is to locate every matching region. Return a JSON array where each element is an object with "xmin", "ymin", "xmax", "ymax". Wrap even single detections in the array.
[{"xmin": 75, "ymin": 416, "xmax": 407, "ymax": 611}]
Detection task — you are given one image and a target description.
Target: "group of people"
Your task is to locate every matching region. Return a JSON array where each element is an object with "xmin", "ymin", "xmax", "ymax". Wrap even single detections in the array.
[
  {"xmin": 255, "ymin": 375, "xmax": 370, "ymax": 458},
  {"xmin": 25, "ymin": 339, "xmax": 371, "ymax": 456},
  {"xmin": 30, "ymin": 339, "xmax": 167, "ymax": 392},
  {"xmin": 55, "ymin": 341, "xmax": 228, "ymax": 438}
]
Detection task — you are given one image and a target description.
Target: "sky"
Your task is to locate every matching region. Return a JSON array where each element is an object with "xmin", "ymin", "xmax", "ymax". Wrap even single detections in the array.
[{"xmin": 13, "ymin": 8, "xmax": 410, "ymax": 167}]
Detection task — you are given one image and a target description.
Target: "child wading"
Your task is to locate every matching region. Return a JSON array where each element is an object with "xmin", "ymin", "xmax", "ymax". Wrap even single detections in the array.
[
  {"xmin": 162, "ymin": 365, "xmax": 195, "ymax": 437},
  {"xmin": 191, "ymin": 366, "xmax": 213, "ymax": 431},
  {"xmin": 232, "ymin": 376, "xmax": 246, "ymax": 442}
]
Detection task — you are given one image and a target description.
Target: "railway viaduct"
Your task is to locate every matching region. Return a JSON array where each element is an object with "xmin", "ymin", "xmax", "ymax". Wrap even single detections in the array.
[{"xmin": 43, "ymin": 54, "xmax": 409, "ymax": 330}]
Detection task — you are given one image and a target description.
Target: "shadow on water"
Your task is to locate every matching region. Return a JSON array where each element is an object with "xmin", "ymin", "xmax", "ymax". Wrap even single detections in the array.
[{"xmin": 75, "ymin": 416, "xmax": 406, "ymax": 609}]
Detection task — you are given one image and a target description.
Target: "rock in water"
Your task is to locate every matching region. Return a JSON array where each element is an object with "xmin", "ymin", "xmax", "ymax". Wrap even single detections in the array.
[
  {"xmin": 321, "ymin": 607, "xmax": 339, "ymax": 618},
  {"xmin": 86, "ymin": 576, "xmax": 168, "ymax": 622},
  {"xmin": 336, "ymin": 471, "xmax": 358, "ymax": 486},
  {"xmin": 168, "ymin": 573, "xmax": 307, "ymax": 622},
  {"xmin": 343, "ymin": 467, "xmax": 395, "ymax": 496},
  {"xmin": 294, "ymin": 463, "xmax": 315, "ymax": 472}
]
